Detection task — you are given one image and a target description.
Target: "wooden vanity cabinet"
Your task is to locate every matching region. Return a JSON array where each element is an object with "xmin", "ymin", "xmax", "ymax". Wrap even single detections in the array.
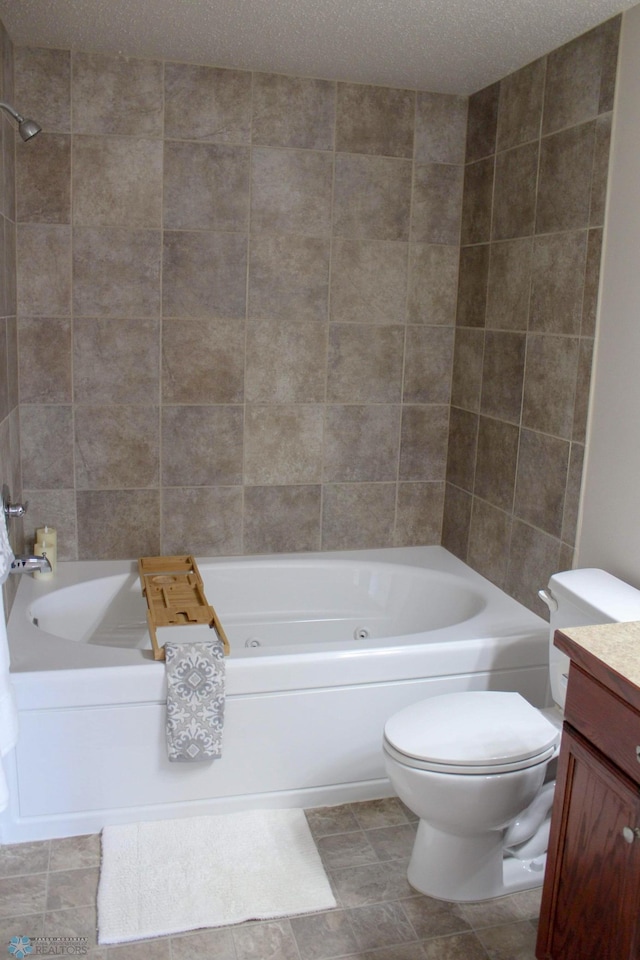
[{"xmin": 536, "ymin": 636, "xmax": 640, "ymax": 959}]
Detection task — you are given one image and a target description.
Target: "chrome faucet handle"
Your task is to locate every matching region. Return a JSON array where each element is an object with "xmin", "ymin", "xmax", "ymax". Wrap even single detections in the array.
[{"xmin": 3, "ymin": 498, "xmax": 27, "ymax": 519}]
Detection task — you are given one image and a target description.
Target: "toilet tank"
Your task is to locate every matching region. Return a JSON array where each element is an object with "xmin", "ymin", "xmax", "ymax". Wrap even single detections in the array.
[{"xmin": 544, "ymin": 569, "xmax": 640, "ymax": 711}]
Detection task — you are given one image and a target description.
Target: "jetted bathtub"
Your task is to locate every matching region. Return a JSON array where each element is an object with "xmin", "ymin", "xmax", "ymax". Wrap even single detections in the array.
[{"xmin": 1, "ymin": 546, "xmax": 550, "ymax": 842}]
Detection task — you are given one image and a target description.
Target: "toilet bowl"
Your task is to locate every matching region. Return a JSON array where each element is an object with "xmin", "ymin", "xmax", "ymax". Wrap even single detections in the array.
[{"xmin": 383, "ymin": 568, "xmax": 640, "ymax": 902}]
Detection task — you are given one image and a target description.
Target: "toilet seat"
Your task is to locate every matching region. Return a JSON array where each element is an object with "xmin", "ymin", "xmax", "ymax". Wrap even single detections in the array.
[{"xmin": 383, "ymin": 691, "xmax": 559, "ymax": 775}]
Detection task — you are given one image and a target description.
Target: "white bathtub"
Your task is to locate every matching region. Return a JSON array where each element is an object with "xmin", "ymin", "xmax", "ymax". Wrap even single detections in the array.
[{"xmin": 1, "ymin": 546, "xmax": 550, "ymax": 842}]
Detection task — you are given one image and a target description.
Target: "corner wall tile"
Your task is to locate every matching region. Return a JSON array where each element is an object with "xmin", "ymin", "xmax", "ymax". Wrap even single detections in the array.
[
  {"xmin": 514, "ymin": 429, "xmax": 570, "ymax": 538},
  {"xmin": 395, "ymin": 482, "xmax": 444, "ymax": 545},
  {"xmin": 415, "ymin": 92, "xmax": 467, "ymax": 164},
  {"xmin": 536, "ymin": 123, "xmax": 596, "ymax": 234},
  {"xmin": 497, "ymin": 58, "xmax": 545, "ymax": 152},
  {"xmin": 466, "ymin": 83, "xmax": 499, "ymax": 162},
  {"xmin": 408, "ymin": 244, "xmax": 458, "ymax": 325}
]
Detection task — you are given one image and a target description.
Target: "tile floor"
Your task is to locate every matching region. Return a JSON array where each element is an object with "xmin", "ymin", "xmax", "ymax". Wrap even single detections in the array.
[{"xmin": 0, "ymin": 798, "xmax": 540, "ymax": 959}]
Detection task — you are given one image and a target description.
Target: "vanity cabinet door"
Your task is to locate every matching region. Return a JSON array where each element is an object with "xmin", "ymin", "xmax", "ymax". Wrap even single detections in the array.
[{"xmin": 537, "ymin": 726, "xmax": 640, "ymax": 959}]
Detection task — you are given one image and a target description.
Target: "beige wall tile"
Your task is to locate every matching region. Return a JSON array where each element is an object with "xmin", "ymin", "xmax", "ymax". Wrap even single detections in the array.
[
  {"xmin": 415, "ymin": 92, "xmax": 467, "ymax": 164},
  {"xmin": 245, "ymin": 320, "xmax": 327, "ymax": 403},
  {"xmin": 399, "ymin": 404, "xmax": 449, "ymax": 482},
  {"xmin": 72, "ymin": 52, "xmax": 163, "ymax": 136},
  {"xmin": 248, "ymin": 234, "xmax": 330, "ymax": 322},
  {"xmin": 18, "ymin": 317, "xmax": 71, "ymax": 403},
  {"xmin": 330, "ymin": 239, "xmax": 408, "ymax": 324},
  {"xmin": 327, "ymin": 323, "xmax": 404, "ymax": 403},
  {"xmin": 73, "ymin": 227, "xmax": 161, "ymax": 318},
  {"xmin": 244, "ymin": 404, "xmax": 324, "ymax": 484},
  {"xmin": 244, "ymin": 485, "xmax": 321, "ymax": 554},
  {"xmin": 20, "ymin": 404, "xmax": 74, "ymax": 488},
  {"xmin": 407, "ymin": 244, "xmax": 458, "ymax": 325},
  {"xmin": 336, "ymin": 83, "xmax": 414, "ymax": 158},
  {"xmin": 324, "ymin": 404, "xmax": 400, "ymax": 482},
  {"xmin": 74, "ymin": 405, "xmax": 159, "ymax": 489},
  {"xmin": 253, "ymin": 74, "xmax": 335, "ymax": 150},
  {"xmin": 162, "ymin": 231, "xmax": 247, "ymax": 319},
  {"xmin": 14, "ymin": 47, "xmax": 71, "ymax": 133},
  {"xmin": 403, "ymin": 326, "xmax": 454, "ymax": 404},
  {"xmin": 162, "ymin": 318, "xmax": 244, "ymax": 404},
  {"xmin": 333, "ymin": 155, "xmax": 412, "ymax": 241},
  {"xmin": 251, "ymin": 147, "xmax": 333, "ymax": 236},
  {"xmin": 322, "ymin": 483, "xmax": 396, "ymax": 550},
  {"xmin": 17, "ymin": 133, "xmax": 70, "ymax": 223},
  {"xmin": 17, "ymin": 224, "xmax": 71, "ymax": 315},
  {"xmin": 161, "ymin": 486, "xmax": 243, "ymax": 556},
  {"xmin": 74, "ymin": 317, "xmax": 159, "ymax": 405},
  {"xmin": 395, "ymin": 482, "xmax": 444, "ymax": 546},
  {"xmin": 163, "ymin": 141, "xmax": 249, "ymax": 231},
  {"xmin": 73, "ymin": 136, "xmax": 162, "ymax": 227},
  {"xmin": 76, "ymin": 490, "xmax": 160, "ymax": 559},
  {"xmin": 164, "ymin": 63, "xmax": 252, "ymax": 143},
  {"xmin": 536, "ymin": 123, "xmax": 596, "ymax": 233},
  {"xmin": 161, "ymin": 405, "xmax": 243, "ymax": 487},
  {"xmin": 411, "ymin": 162, "xmax": 463, "ymax": 244}
]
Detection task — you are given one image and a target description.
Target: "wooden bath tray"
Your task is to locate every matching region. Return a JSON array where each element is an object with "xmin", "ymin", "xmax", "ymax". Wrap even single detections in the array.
[{"xmin": 138, "ymin": 555, "xmax": 230, "ymax": 661}]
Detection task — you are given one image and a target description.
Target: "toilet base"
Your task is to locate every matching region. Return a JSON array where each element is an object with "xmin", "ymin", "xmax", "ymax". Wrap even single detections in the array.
[{"xmin": 407, "ymin": 819, "xmax": 547, "ymax": 902}]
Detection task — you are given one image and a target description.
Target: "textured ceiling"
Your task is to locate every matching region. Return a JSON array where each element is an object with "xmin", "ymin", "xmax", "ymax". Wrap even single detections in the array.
[{"xmin": 0, "ymin": 0, "xmax": 635, "ymax": 94}]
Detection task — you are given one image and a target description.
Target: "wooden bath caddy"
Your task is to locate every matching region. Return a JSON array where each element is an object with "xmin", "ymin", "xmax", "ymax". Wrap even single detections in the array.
[{"xmin": 138, "ymin": 555, "xmax": 230, "ymax": 661}]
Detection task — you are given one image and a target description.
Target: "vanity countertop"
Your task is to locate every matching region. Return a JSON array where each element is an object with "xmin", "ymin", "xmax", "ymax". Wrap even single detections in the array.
[{"xmin": 555, "ymin": 620, "xmax": 640, "ymax": 713}]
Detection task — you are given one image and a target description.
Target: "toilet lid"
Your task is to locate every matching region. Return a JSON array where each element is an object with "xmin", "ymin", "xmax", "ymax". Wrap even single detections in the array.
[{"xmin": 383, "ymin": 692, "xmax": 559, "ymax": 772}]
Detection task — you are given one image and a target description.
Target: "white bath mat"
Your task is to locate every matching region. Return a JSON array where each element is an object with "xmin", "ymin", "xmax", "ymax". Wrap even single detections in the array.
[{"xmin": 97, "ymin": 808, "xmax": 336, "ymax": 944}]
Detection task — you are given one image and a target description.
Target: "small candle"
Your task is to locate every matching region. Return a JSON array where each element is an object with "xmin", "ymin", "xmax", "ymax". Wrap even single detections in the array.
[{"xmin": 35, "ymin": 526, "xmax": 57, "ymax": 550}]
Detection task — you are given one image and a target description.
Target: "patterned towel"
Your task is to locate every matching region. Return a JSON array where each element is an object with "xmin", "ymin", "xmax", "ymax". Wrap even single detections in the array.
[{"xmin": 164, "ymin": 639, "xmax": 225, "ymax": 762}]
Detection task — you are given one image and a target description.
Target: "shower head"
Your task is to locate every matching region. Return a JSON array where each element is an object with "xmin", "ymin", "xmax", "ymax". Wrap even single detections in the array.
[{"xmin": 0, "ymin": 101, "xmax": 41, "ymax": 140}]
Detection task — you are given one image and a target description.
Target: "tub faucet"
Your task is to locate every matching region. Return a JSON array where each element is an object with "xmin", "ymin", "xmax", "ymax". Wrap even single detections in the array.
[{"xmin": 10, "ymin": 554, "xmax": 52, "ymax": 574}]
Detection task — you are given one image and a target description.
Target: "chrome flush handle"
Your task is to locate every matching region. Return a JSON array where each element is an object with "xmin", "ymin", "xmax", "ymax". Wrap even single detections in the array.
[{"xmin": 622, "ymin": 826, "xmax": 640, "ymax": 844}]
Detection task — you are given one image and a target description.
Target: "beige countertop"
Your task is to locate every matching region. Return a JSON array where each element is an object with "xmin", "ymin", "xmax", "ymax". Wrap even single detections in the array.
[{"xmin": 557, "ymin": 620, "xmax": 640, "ymax": 695}]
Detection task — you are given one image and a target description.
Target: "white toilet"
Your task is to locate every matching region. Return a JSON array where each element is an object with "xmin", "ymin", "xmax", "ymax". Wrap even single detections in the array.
[{"xmin": 383, "ymin": 568, "xmax": 640, "ymax": 902}]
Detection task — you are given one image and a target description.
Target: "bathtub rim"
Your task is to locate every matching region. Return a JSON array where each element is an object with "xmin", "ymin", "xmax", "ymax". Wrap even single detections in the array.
[{"xmin": 8, "ymin": 545, "xmax": 550, "ymax": 709}]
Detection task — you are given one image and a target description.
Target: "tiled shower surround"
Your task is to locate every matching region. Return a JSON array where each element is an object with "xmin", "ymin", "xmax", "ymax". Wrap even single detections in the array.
[{"xmin": 0, "ymin": 15, "xmax": 620, "ymax": 613}]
